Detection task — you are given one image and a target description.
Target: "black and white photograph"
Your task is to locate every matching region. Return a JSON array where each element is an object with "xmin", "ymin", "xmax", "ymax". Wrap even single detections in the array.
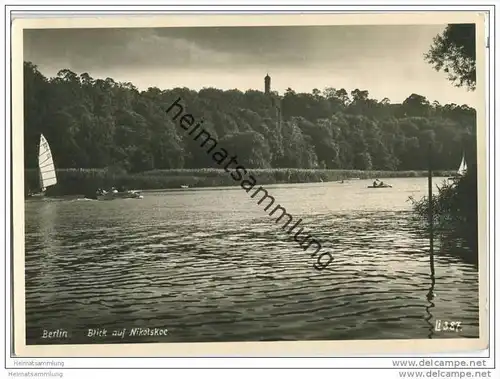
[{"xmin": 13, "ymin": 12, "xmax": 487, "ymax": 355}]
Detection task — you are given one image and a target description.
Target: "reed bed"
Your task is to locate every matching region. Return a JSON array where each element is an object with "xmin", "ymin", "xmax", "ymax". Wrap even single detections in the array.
[{"xmin": 24, "ymin": 168, "xmax": 455, "ymax": 196}]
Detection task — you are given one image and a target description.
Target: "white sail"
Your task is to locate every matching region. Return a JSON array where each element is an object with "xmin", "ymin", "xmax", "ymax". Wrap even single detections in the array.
[
  {"xmin": 38, "ymin": 134, "xmax": 57, "ymax": 190},
  {"xmin": 457, "ymin": 154, "xmax": 467, "ymax": 176}
]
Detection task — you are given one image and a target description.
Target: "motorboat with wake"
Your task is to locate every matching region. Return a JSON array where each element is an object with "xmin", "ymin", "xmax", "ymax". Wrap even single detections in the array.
[{"xmin": 91, "ymin": 187, "xmax": 143, "ymax": 200}]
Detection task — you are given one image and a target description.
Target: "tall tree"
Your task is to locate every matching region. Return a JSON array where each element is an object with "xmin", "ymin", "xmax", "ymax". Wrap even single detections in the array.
[{"xmin": 424, "ymin": 24, "xmax": 476, "ymax": 90}]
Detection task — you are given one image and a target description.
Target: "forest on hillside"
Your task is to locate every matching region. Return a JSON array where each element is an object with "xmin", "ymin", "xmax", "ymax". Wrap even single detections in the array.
[{"xmin": 24, "ymin": 61, "xmax": 477, "ymax": 173}]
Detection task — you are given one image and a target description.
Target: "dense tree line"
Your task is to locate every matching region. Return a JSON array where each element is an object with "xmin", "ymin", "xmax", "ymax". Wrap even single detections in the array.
[{"xmin": 24, "ymin": 61, "xmax": 476, "ymax": 173}]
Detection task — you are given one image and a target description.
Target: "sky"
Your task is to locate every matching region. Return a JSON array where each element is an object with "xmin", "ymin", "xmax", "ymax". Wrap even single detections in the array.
[{"xmin": 24, "ymin": 25, "xmax": 479, "ymax": 107}]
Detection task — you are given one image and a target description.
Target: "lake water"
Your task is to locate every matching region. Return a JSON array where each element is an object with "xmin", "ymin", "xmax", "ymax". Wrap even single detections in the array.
[{"xmin": 24, "ymin": 177, "xmax": 479, "ymax": 345}]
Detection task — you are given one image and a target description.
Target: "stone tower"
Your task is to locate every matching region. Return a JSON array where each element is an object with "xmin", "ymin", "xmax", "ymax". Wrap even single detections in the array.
[{"xmin": 264, "ymin": 73, "xmax": 271, "ymax": 94}]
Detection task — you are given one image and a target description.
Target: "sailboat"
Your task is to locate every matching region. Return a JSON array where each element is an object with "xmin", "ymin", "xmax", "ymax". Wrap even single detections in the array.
[
  {"xmin": 27, "ymin": 134, "xmax": 57, "ymax": 197},
  {"xmin": 448, "ymin": 153, "xmax": 467, "ymax": 181},
  {"xmin": 457, "ymin": 154, "xmax": 468, "ymax": 176}
]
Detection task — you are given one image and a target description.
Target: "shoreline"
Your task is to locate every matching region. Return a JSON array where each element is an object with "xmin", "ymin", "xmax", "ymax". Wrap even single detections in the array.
[{"xmin": 25, "ymin": 168, "xmax": 455, "ymax": 197}]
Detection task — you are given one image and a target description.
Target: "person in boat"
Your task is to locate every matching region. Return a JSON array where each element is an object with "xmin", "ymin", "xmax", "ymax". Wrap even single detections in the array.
[
  {"xmin": 88, "ymin": 188, "xmax": 101, "ymax": 199},
  {"xmin": 111, "ymin": 186, "xmax": 118, "ymax": 194},
  {"xmin": 373, "ymin": 179, "xmax": 381, "ymax": 187}
]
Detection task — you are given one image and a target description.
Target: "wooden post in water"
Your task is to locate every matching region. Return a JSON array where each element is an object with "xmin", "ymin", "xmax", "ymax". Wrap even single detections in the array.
[
  {"xmin": 277, "ymin": 105, "xmax": 281, "ymax": 130},
  {"xmin": 428, "ymin": 142, "xmax": 435, "ymax": 275}
]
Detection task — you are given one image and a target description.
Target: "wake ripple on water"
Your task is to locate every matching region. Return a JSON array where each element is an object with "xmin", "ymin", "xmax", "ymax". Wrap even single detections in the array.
[{"xmin": 24, "ymin": 186, "xmax": 479, "ymax": 345}]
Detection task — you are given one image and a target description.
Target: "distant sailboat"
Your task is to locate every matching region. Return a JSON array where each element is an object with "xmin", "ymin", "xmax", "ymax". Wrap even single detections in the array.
[
  {"xmin": 448, "ymin": 153, "xmax": 467, "ymax": 181},
  {"xmin": 28, "ymin": 134, "xmax": 57, "ymax": 197},
  {"xmin": 457, "ymin": 154, "xmax": 468, "ymax": 176}
]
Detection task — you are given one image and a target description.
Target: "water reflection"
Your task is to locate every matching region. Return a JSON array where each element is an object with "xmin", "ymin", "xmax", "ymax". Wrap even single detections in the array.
[
  {"xmin": 25, "ymin": 201, "xmax": 59, "ymax": 290},
  {"xmin": 408, "ymin": 217, "xmax": 478, "ymax": 267},
  {"xmin": 439, "ymin": 230, "xmax": 478, "ymax": 267},
  {"xmin": 425, "ymin": 262, "xmax": 436, "ymax": 339},
  {"xmin": 23, "ymin": 178, "xmax": 480, "ymax": 345}
]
